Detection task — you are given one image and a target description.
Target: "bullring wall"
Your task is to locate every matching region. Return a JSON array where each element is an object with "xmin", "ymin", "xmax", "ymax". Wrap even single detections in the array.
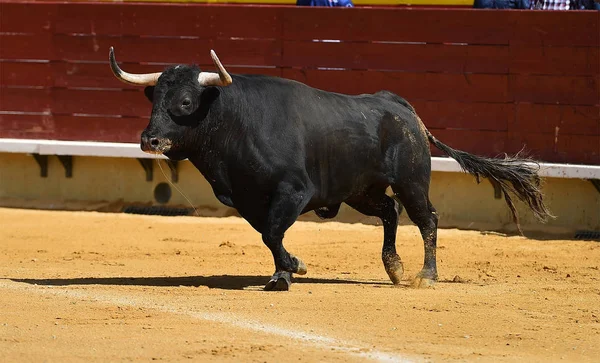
[
  {"xmin": 0, "ymin": 2, "xmax": 598, "ymax": 236},
  {"xmin": 2, "ymin": 2, "xmax": 598, "ymax": 164}
]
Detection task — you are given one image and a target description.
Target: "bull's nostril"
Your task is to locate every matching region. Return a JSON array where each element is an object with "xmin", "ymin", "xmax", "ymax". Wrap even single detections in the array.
[{"xmin": 150, "ymin": 138, "xmax": 159, "ymax": 147}]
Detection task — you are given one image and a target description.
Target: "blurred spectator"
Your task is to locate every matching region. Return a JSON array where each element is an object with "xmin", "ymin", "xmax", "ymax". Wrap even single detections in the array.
[
  {"xmin": 473, "ymin": 0, "xmax": 530, "ymax": 7},
  {"xmin": 474, "ymin": 0, "xmax": 599, "ymax": 7},
  {"xmin": 529, "ymin": 0, "xmax": 600, "ymax": 8},
  {"xmin": 296, "ymin": 0, "xmax": 354, "ymax": 7}
]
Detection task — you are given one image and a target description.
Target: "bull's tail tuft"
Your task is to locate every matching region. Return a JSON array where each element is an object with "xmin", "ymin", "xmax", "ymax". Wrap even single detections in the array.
[{"xmin": 425, "ymin": 130, "xmax": 554, "ymax": 235}]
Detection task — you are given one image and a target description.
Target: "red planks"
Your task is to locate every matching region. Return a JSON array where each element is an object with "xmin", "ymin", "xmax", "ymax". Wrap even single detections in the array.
[
  {"xmin": 52, "ymin": 115, "xmax": 146, "ymax": 143},
  {"xmin": 2, "ymin": 36, "xmax": 279, "ymax": 66},
  {"xmin": 0, "ymin": 62, "xmax": 52, "ymax": 87},
  {"xmin": 282, "ymin": 41, "xmax": 509, "ymax": 73},
  {"xmin": 51, "ymin": 62, "xmax": 282, "ymax": 89},
  {"xmin": 465, "ymin": 45, "xmax": 510, "ymax": 74},
  {"xmin": 210, "ymin": 38, "xmax": 282, "ymax": 66},
  {"xmin": 0, "ymin": 34, "xmax": 54, "ymax": 60},
  {"xmin": 512, "ymin": 104, "xmax": 600, "ymax": 136},
  {"xmin": 0, "ymin": 2, "xmax": 56, "ymax": 34},
  {"xmin": 0, "ymin": 113, "xmax": 55, "ymax": 138},
  {"xmin": 53, "ymin": 3, "xmax": 124, "ymax": 36},
  {"xmin": 228, "ymin": 67, "xmax": 282, "ymax": 77},
  {"xmin": 507, "ymin": 132, "xmax": 600, "ymax": 165},
  {"xmin": 555, "ymin": 134, "xmax": 600, "ymax": 164},
  {"xmin": 510, "ymin": 11, "xmax": 599, "ymax": 48},
  {"xmin": 53, "ymin": 35, "xmax": 205, "ymax": 63},
  {"xmin": 506, "ymin": 132, "xmax": 558, "ymax": 162},
  {"xmin": 123, "ymin": 5, "xmax": 281, "ymax": 39},
  {"xmin": 53, "ymin": 62, "xmax": 167, "ymax": 90},
  {"xmin": 510, "ymin": 75, "xmax": 599, "ymax": 106},
  {"xmin": 51, "ymin": 88, "xmax": 150, "ymax": 117},
  {"xmin": 0, "ymin": 87, "xmax": 52, "ymax": 113},
  {"xmin": 428, "ymin": 129, "xmax": 508, "ymax": 158},
  {"xmin": 283, "ymin": 68, "xmax": 510, "ymax": 103},
  {"xmin": 53, "ymin": 35, "xmax": 280, "ymax": 65},
  {"xmin": 0, "ymin": 114, "xmax": 146, "ymax": 143},
  {"xmin": 412, "ymin": 101, "xmax": 513, "ymax": 131},
  {"xmin": 0, "ymin": 87, "xmax": 149, "ymax": 117},
  {"xmin": 54, "ymin": 3, "xmax": 282, "ymax": 39},
  {"xmin": 197, "ymin": 6, "xmax": 282, "ymax": 39},
  {"xmin": 510, "ymin": 46, "xmax": 600, "ymax": 76},
  {"xmin": 0, "ymin": 61, "xmax": 159, "ymax": 90},
  {"xmin": 283, "ymin": 8, "xmax": 512, "ymax": 45}
]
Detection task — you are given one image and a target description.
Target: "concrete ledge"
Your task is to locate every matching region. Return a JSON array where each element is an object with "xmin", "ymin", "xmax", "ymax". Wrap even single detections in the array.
[
  {"xmin": 431, "ymin": 155, "xmax": 600, "ymax": 180},
  {"xmin": 1, "ymin": 138, "xmax": 598, "ymax": 179},
  {"xmin": 0, "ymin": 138, "xmax": 167, "ymax": 160}
]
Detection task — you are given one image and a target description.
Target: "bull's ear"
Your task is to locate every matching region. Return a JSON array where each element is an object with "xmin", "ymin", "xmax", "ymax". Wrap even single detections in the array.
[
  {"xmin": 144, "ymin": 86, "xmax": 155, "ymax": 103},
  {"xmin": 200, "ymin": 86, "xmax": 219, "ymax": 105},
  {"xmin": 193, "ymin": 87, "xmax": 220, "ymax": 121}
]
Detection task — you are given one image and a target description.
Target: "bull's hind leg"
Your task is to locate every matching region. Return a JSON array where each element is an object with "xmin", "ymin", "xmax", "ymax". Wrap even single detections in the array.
[
  {"xmin": 315, "ymin": 203, "xmax": 341, "ymax": 219},
  {"xmin": 392, "ymin": 182, "xmax": 439, "ymax": 288},
  {"xmin": 346, "ymin": 188, "xmax": 404, "ymax": 285},
  {"xmin": 262, "ymin": 179, "xmax": 313, "ymax": 291}
]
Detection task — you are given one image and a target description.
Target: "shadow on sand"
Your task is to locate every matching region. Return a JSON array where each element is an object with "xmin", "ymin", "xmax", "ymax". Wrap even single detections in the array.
[{"xmin": 11, "ymin": 275, "xmax": 393, "ymax": 291}]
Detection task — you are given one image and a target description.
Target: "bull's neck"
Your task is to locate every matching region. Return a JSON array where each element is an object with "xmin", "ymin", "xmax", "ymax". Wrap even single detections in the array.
[{"xmin": 187, "ymin": 89, "xmax": 242, "ymax": 180}]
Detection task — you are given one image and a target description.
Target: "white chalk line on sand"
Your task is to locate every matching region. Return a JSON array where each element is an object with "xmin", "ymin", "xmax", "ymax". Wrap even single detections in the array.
[{"xmin": 0, "ymin": 279, "xmax": 419, "ymax": 363}]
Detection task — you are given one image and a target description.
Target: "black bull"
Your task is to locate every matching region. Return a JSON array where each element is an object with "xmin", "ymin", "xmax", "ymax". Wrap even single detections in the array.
[{"xmin": 110, "ymin": 48, "xmax": 553, "ymax": 291}]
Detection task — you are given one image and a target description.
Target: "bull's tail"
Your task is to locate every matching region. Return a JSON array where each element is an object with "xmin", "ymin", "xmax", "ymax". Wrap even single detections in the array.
[{"xmin": 425, "ymin": 129, "xmax": 554, "ymax": 235}]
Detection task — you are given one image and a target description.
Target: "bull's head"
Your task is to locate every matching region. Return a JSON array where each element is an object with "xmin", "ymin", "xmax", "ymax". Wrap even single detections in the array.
[{"xmin": 109, "ymin": 47, "xmax": 232, "ymax": 159}]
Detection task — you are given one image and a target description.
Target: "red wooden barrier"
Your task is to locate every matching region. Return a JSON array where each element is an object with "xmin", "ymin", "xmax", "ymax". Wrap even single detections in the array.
[{"xmin": 0, "ymin": 1, "xmax": 598, "ymax": 164}]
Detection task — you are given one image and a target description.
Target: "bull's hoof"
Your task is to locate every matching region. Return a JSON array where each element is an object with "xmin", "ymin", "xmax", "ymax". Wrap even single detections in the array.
[
  {"xmin": 382, "ymin": 253, "xmax": 404, "ymax": 285},
  {"xmin": 291, "ymin": 255, "xmax": 307, "ymax": 275},
  {"xmin": 410, "ymin": 269, "xmax": 438, "ymax": 289},
  {"xmin": 264, "ymin": 271, "xmax": 292, "ymax": 291}
]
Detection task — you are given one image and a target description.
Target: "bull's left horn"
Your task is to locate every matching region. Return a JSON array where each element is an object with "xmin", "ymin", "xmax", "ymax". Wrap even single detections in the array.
[
  {"xmin": 109, "ymin": 47, "xmax": 162, "ymax": 86},
  {"xmin": 197, "ymin": 50, "xmax": 232, "ymax": 87}
]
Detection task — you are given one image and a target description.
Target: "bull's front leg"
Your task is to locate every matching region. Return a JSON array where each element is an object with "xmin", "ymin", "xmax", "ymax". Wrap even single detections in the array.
[
  {"xmin": 262, "ymin": 179, "xmax": 313, "ymax": 291},
  {"xmin": 262, "ymin": 237, "xmax": 308, "ymax": 291}
]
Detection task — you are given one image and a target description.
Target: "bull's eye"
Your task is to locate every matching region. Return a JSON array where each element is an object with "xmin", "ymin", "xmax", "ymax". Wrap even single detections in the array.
[{"xmin": 181, "ymin": 98, "xmax": 192, "ymax": 108}]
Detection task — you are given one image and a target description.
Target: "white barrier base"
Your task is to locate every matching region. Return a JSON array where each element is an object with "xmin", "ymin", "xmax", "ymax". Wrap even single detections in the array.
[{"xmin": 1, "ymin": 138, "xmax": 598, "ymax": 179}]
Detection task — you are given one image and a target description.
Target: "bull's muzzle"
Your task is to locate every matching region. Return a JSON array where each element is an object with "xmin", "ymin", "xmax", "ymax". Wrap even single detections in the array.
[{"xmin": 141, "ymin": 133, "xmax": 172, "ymax": 154}]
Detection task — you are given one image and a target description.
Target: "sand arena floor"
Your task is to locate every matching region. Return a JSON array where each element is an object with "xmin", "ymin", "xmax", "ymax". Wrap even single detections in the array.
[{"xmin": 0, "ymin": 207, "xmax": 599, "ymax": 362}]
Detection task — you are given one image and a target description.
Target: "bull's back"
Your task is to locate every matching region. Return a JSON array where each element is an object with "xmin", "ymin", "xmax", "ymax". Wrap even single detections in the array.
[
  {"xmin": 282, "ymin": 87, "xmax": 403, "ymax": 202},
  {"xmin": 229, "ymin": 75, "xmax": 429, "ymax": 202},
  {"xmin": 298, "ymin": 87, "xmax": 432, "ymax": 198}
]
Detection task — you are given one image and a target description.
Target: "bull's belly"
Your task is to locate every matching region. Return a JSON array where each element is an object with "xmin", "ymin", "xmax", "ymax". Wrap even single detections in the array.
[{"xmin": 309, "ymin": 170, "xmax": 389, "ymax": 204}]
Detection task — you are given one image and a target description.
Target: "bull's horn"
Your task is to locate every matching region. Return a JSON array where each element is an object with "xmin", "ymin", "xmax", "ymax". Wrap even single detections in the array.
[
  {"xmin": 109, "ymin": 47, "xmax": 162, "ymax": 86},
  {"xmin": 197, "ymin": 50, "xmax": 232, "ymax": 87}
]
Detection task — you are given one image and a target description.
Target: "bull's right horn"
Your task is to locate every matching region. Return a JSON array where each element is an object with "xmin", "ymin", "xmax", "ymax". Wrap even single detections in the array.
[
  {"xmin": 197, "ymin": 50, "xmax": 232, "ymax": 87},
  {"xmin": 109, "ymin": 47, "xmax": 162, "ymax": 86}
]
